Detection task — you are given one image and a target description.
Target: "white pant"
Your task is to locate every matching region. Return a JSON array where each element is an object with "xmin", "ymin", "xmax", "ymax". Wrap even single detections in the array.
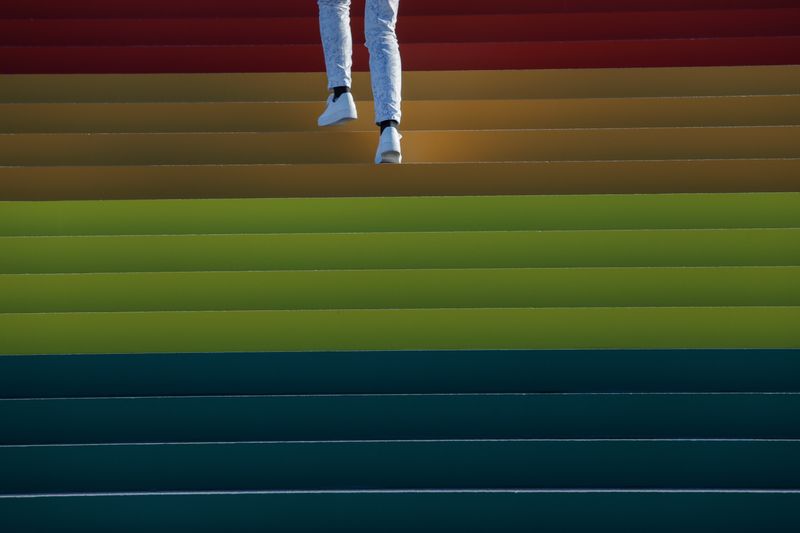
[{"xmin": 317, "ymin": 0, "xmax": 402, "ymax": 125}]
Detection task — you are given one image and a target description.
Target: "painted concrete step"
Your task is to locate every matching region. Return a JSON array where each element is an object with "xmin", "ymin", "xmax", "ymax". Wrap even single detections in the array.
[
  {"xmin": 3, "ymin": 229, "xmax": 797, "ymax": 274},
  {"xmin": 4, "ymin": 160, "xmax": 799, "ymax": 200},
  {"xmin": 1, "ymin": 307, "xmax": 798, "ymax": 355},
  {"xmin": 2, "ymin": 440, "xmax": 799, "ymax": 493},
  {"xmin": 3, "ymin": 67, "xmax": 797, "ymax": 103},
  {"xmin": 5, "ymin": 194, "xmax": 798, "ymax": 236},
  {"xmin": 2, "ymin": 350, "xmax": 797, "ymax": 398},
  {"xmin": 2, "ymin": 267, "xmax": 799, "ymax": 313},
  {"xmin": 3, "ymin": 10, "xmax": 799, "ymax": 46},
  {"xmin": 2, "ymin": 490, "xmax": 798, "ymax": 533},
  {"xmin": 3, "ymin": 394, "xmax": 799, "ymax": 444},
  {"xmin": 3, "ymin": 0, "xmax": 796, "ymax": 18},
  {"xmin": 1, "ymin": 127, "xmax": 798, "ymax": 165},
  {"xmin": 4, "ymin": 96, "xmax": 799, "ymax": 133},
  {"xmin": 4, "ymin": 37, "xmax": 800, "ymax": 73}
]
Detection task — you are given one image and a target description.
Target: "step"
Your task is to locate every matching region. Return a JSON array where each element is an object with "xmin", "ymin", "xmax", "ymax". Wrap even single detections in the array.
[
  {"xmin": 4, "ymin": 96, "xmax": 799, "ymax": 133},
  {"xmin": 3, "ymin": 0, "xmax": 796, "ymax": 18},
  {"xmin": 2, "ymin": 267, "xmax": 799, "ymax": 313},
  {"xmin": 2, "ymin": 440, "xmax": 799, "ymax": 493},
  {"xmin": 2, "ymin": 490, "xmax": 799, "ymax": 533},
  {"xmin": 3, "ymin": 10, "xmax": 799, "ymax": 46},
  {"xmin": 5, "ymin": 194, "xmax": 799, "ymax": 236},
  {"xmin": 3, "ymin": 229, "xmax": 798, "ymax": 274},
  {"xmin": 2, "ymin": 350, "xmax": 797, "ymax": 397},
  {"xmin": 3, "ymin": 394, "xmax": 799, "ymax": 444},
  {"xmin": 3, "ymin": 67, "xmax": 796, "ymax": 103},
  {"xmin": 3, "ymin": 160, "xmax": 799, "ymax": 200},
  {"xmin": 4, "ymin": 37, "xmax": 800, "ymax": 73},
  {"xmin": 1, "ymin": 307, "xmax": 798, "ymax": 355},
  {"xmin": 1, "ymin": 127, "xmax": 798, "ymax": 165}
]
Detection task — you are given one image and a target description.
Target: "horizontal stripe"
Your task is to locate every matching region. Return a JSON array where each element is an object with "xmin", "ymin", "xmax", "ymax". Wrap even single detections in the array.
[
  {"xmin": 2, "ymin": 440, "xmax": 798, "ymax": 493},
  {"xmin": 3, "ymin": 95, "xmax": 799, "ymax": 133},
  {"xmin": 0, "ymin": 307, "xmax": 797, "ymax": 355},
  {"xmin": 1, "ymin": 127, "xmax": 798, "ymax": 165},
  {"xmin": 4, "ymin": 193, "xmax": 799, "ymax": 236},
  {"xmin": 3, "ymin": 160, "xmax": 798, "ymax": 200},
  {"xmin": 2, "ymin": 349, "xmax": 797, "ymax": 396},
  {"xmin": 3, "ymin": 393, "xmax": 798, "ymax": 444},
  {"xmin": 4, "ymin": 37, "xmax": 799, "ymax": 73},
  {"xmin": 1, "ymin": 491, "xmax": 798, "ymax": 532},
  {"xmin": 3, "ymin": 10, "xmax": 799, "ymax": 46},
  {"xmin": 3, "ymin": 0, "xmax": 796, "ymax": 18},
  {"xmin": 3, "ymin": 67, "xmax": 797, "ymax": 103},
  {"xmin": 2, "ymin": 267, "xmax": 799, "ymax": 313},
  {"xmin": 3, "ymin": 229, "xmax": 797, "ymax": 274}
]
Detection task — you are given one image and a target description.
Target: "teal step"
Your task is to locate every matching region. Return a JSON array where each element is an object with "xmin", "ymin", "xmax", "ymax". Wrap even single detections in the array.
[
  {"xmin": 2, "ymin": 491, "xmax": 799, "ymax": 533},
  {"xmin": 3, "ymin": 393, "xmax": 798, "ymax": 445},
  {"xmin": 2, "ymin": 440, "xmax": 798, "ymax": 493},
  {"xmin": 2, "ymin": 350, "xmax": 797, "ymax": 398}
]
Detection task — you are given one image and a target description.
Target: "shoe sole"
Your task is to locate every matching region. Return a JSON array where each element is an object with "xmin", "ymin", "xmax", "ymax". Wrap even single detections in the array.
[
  {"xmin": 379, "ymin": 151, "xmax": 402, "ymax": 164},
  {"xmin": 318, "ymin": 116, "xmax": 357, "ymax": 127}
]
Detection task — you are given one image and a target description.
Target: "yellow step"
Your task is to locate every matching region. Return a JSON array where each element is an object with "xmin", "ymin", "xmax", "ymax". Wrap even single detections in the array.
[
  {"xmin": 1, "ymin": 127, "xmax": 797, "ymax": 165},
  {"xmin": 2, "ymin": 95, "xmax": 797, "ymax": 133},
  {"xmin": 2, "ymin": 66, "xmax": 798, "ymax": 103},
  {"xmin": 3, "ymin": 159, "xmax": 799, "ymax": 200}
]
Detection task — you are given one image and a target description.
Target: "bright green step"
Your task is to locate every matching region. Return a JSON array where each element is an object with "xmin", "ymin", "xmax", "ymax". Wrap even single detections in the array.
[
  {"xmin": 3, "ymin": 193, "xmax": 800, "ymax": 237},
  {"xmin": 2, "ymin": 267, "xmax": 798, "ymax": 313},
  {"xmin": 1, "ymin": 307, "xmax": 798, "ymax": 355},
  {"xmin": 2, "ymin": 229, "xmax": 799, "ymax": 274}
]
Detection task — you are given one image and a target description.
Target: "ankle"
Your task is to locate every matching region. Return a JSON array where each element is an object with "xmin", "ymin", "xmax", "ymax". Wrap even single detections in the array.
[
  {"xmin": 379, "ymin": 120, "xmax": 399, "ymax": 134},
  {"xmin": 332, "ymin": 86, "xmax": 350, "ymax": 101}
]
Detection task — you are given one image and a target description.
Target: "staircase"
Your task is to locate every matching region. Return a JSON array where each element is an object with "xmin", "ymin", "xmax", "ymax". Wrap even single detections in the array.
[{"xmin": 1, "ymin": 0, "xmax": 799, "ymax": 531}]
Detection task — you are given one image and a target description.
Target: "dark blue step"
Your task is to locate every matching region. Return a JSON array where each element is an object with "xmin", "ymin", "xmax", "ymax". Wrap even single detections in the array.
[
  {"xmin": 2, "ymin": 393, "xmax": 798, "ymax": 445},
  {"xmin": 1, "ymin": 349, "xmax": 799, "ymax": 398},
  {"xmin": 2, "ymin": 440, "xmax": 798, "ymax": 494},
  {"xmin": 1, "ymin": 490, "xmax": 799, "ymax": 533}
]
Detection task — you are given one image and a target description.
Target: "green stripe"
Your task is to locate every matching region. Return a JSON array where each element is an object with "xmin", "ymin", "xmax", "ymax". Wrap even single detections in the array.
[
  {"xmin": 2, "ymin": 267, "xmax": 798, "ymax": 313},
  {"xmin": 2, "ymin": 229, "xmax": 798, "ymax": 274},
  {"xmin": 2, "ymin": 193, "xmax": 800, "ymax": 236},
  {"xmin": 1, "ymin": 307, "xmax": 798, "ymax": 355}
]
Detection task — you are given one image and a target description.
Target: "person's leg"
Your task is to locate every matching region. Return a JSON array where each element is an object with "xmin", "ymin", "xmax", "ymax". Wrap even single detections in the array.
[
  {"xmin": 365, "ymin": 0, "xmax": 402, "ymax": 128},
  {"xmin": 317, "ymin": 0, "xmax": 353, "ymax": 93}
]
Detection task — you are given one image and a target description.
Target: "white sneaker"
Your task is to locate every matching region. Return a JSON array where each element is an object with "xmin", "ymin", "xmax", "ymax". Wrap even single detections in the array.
[
  {"xmin": 375, "ymin": 125, "xmax": 402, "ymax": 164},
  {"xmin": 317, "ymin": 92, "xmax": 357, "ymax": 127}
]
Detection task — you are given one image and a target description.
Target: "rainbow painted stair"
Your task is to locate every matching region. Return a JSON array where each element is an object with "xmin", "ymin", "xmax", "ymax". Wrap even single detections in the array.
[{"xmin": 1, "ymin": 0, "xmax": 800, "ymax": 531}]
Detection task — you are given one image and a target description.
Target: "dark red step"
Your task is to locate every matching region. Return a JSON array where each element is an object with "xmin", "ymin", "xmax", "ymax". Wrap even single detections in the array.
[
  {"xmin": 3, "ymin": 0, "xmax": 799, "ymax": 18},
  {"xmin": 2, "ymin": 10, "xmax": 799, "ymax": 46},
  {"xmin": 2, "ymin": 36, "xmax": 799, "ymax": 74}
]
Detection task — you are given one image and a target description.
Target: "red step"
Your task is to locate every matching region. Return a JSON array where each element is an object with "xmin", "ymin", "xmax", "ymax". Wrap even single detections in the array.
[
  {"xmin": 2, "ymin": 9, "xmax": 798, "ymax": 46},
  {"xmin": 2, "ymin": 36, "xmax": 798, "ymax": 74},
  {"xmin": 2, "ymin": 0, "xmax": 799, "ymax": 18}
]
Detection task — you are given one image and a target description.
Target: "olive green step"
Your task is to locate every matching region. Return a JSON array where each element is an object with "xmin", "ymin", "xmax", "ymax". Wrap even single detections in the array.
[
  {"xmin": 2, "ymin": 229, "xmax": 798, "ymax": 274},
  {"xmin": 3, "ymin": 193, "xmax": 799, "ymax": 236},
  {"xmin": 2, "ymin": 267, "xmax": 798, "ymax": 313},
  {"xmin": 1, "ymin": 307, "xmax": 798, "ymax": 355}
]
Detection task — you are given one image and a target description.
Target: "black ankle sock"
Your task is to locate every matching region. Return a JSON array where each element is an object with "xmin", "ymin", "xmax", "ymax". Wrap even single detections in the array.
[
  {"xmin": 332, "ymin": 86, "xmax": 350, "ymax": 101},
  {"xmin": 379, "ymin": 120, "xmax": 399, "ymax": 134}
]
